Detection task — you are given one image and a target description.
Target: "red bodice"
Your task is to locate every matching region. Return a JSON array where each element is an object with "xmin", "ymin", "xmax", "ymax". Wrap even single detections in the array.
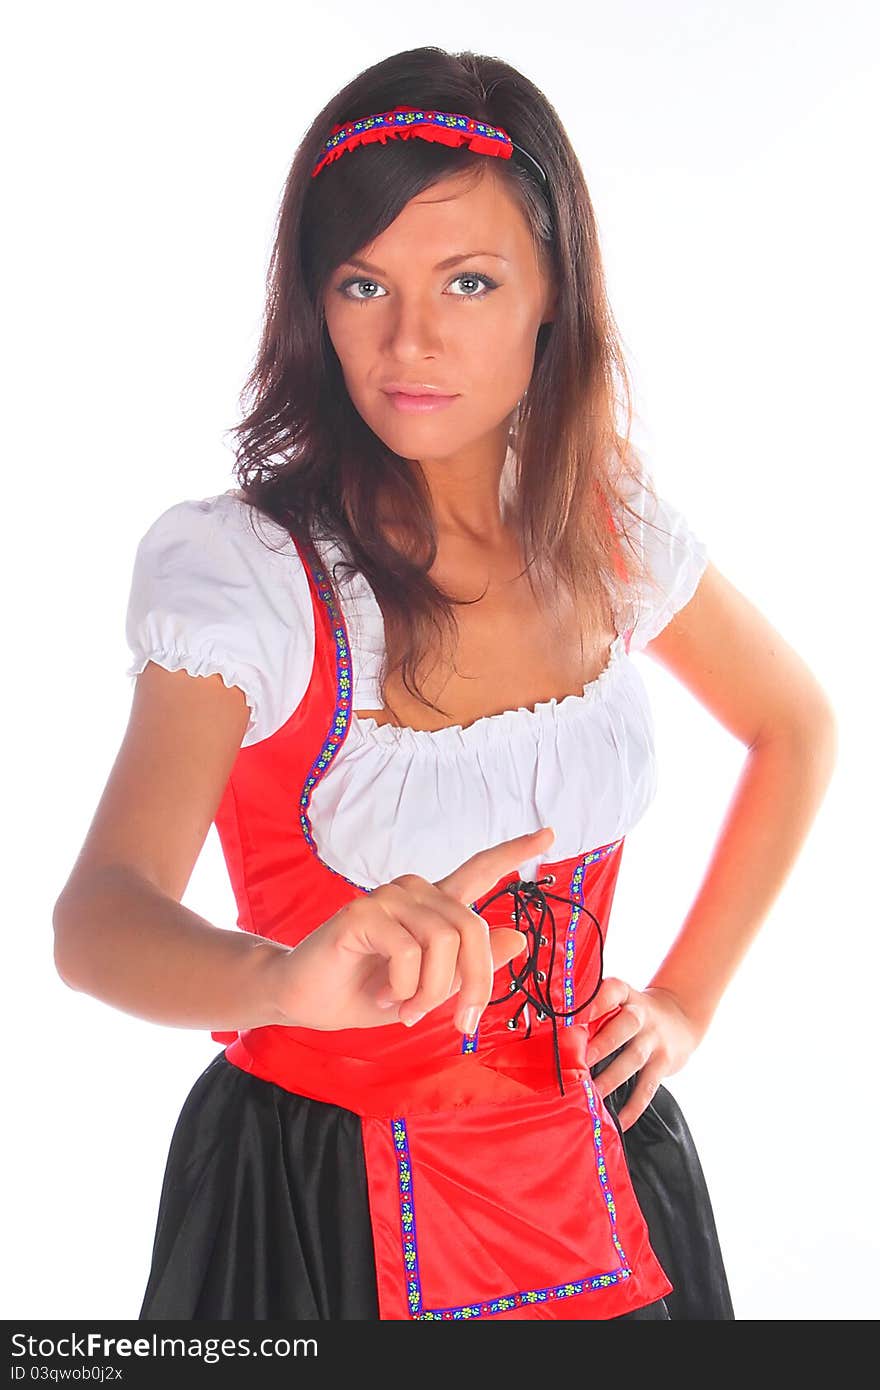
[{"xmin": 209, "ymin": 529, "xmax": 672, "ymax": 1319}]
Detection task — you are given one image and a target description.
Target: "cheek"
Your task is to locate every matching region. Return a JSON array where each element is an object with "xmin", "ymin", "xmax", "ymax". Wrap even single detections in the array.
[
  {"xmin": 324, "ymin": 298, "xmax": 542, "ymax": 403},
  {"xmin": 323, "ymin": 316, "xmax": 370, "ymax": 393},
  {"xmin": 472, "ymin": 324, "xmax": 540, "ymax": 398},
  {"xmin": 328, "ymin": 329, "xmax": 385, "ymax": 405},
  {"xmin": 480, "ymin": 295, "xmax": 543, "ymax": 365}
]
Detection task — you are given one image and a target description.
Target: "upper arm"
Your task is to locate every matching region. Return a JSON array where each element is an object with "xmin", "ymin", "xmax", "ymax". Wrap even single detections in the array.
[
  {"xmin": 57, "ymin": 661, "xmax": 253, "ymax": 906},
  {"xmin": 615, "ymin": 451, "xmax": 836, "ymax": 747},
  {"xmin": 55, "ymin": 494, "xmax": 315, "ymax": 910},
  {"xmin": 642, "ymin": 559, "xmax": 837, "ymax": 748}
]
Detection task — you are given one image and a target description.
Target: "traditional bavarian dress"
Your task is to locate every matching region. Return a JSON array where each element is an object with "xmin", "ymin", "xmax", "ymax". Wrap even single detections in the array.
[{"xmin": 125, "ymin": 453, "xmax": 734, "ymax": 1321}]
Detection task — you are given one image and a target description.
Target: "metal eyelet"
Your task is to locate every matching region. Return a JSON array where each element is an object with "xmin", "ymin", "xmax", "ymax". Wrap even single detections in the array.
[
  {"xmin": 506, "ymin": 1017, "xmax": 519, "ymax": 1030},
  {"xmin": 509, "ymin": 980, "xmax": 518, "ymax": 992},
  {"xmin": 539, "ymin": 935, "xmax": 549, "ymax": 946},
  {"xmin": 536, "ymin": 1010, "xmax": 547, "ymax": 1022},
  {"xmin": 543, "ymin": 873, "xmax": 556, "ymax": 885},
  {"xmin": 536, "ymin": 970, "xmax": 547, "ymax": 982}
]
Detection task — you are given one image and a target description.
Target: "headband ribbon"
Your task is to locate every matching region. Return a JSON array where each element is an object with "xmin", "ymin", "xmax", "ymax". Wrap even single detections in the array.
[{"xmin": 311, "ymin": 104, "xmax": 548, "ymax": 188}]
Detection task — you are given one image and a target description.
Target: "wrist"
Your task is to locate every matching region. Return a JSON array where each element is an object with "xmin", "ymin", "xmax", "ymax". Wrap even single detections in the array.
[
  {"xmin": 253, "ymin": 939, "xmax": 300, "ymax": 1027},
  {"xmin": 644, "ymin": 981, "xmax": 715, "ymax": 1041}
]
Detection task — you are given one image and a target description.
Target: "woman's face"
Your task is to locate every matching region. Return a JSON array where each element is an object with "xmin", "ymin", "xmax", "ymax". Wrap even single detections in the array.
[{"xmin": 321, "ymin": 166, "xmax": 556, "ymax": 465}]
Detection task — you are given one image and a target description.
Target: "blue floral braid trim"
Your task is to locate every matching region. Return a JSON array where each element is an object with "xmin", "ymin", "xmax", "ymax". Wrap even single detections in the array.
[
  {"xmin": 312, "ymin": 104, "xmax": 515, "ymax": 178},
  {"xmin": 390, "ymin": 1073, "xmax": 631, "ymax": 1319}
]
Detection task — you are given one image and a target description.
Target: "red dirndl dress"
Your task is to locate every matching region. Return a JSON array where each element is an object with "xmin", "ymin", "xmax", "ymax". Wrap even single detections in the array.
[{"xmin": 137, "ymin": 529, "xmax": 734, "ymax": 1321}]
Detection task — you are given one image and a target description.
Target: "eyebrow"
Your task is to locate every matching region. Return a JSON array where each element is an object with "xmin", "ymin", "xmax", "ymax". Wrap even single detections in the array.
[{"xmin": 341, "ymin": 251, "xmax": 509, "ymax": 275}]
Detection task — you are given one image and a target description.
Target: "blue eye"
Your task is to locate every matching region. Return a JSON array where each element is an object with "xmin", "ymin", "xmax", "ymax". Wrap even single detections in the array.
[
  {"xmin": 446, "ymin": 272, "xmax": 497, "ymax": 300},
  {"xmin": 336, "ymin": 271, "xmax": 499, "ymax": 304}
]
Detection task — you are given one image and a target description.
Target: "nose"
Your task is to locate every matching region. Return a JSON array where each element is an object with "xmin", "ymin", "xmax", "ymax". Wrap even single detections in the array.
[{"xmin": 382, "ymin": 292, "xmax": 446, "ymax": 361}]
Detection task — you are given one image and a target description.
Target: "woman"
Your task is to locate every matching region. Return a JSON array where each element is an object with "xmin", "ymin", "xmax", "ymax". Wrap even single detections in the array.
[{"xmin": 52, "ymin": 46, "xmax": 837, "ymax": 1320}]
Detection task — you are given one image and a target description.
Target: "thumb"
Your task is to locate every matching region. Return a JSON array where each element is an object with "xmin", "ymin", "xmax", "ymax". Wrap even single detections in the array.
[
  {"xmin": 446, "ymin": 926, "xmax": 531, "ymax": 1001},
  {"xmin": 490, "ymin": 926, "xmax": 531, "ymax": 970}
]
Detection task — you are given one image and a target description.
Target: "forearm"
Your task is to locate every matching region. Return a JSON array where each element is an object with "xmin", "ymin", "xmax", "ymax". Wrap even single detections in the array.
[
  {"xmin": 647, "ymin": 711, "xmax": 838, "ymax": 1034},
  {"xmin": 53, "ymin": 864, "xmax": 294, "ymax": 1032}
]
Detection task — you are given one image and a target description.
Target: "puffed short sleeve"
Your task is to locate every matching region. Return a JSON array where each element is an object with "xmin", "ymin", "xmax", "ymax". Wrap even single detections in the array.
[
  {"xmin": 616, "ymin": 451, "xmax": 710, "ymax": 653},
  {"xmin": 124, "ymin": 493, "xmax": 316, "ymax": 747}
]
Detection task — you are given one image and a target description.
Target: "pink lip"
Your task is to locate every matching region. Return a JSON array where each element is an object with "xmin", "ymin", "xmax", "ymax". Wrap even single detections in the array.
[{"xmin": 384, "ymin": 392, "xmax": 459, "ymax": 414}]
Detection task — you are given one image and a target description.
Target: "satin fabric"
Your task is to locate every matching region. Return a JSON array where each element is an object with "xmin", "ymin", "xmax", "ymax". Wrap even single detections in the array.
[
  {"xmin": 593, "ymin": 1048, "xmax": 735, "ymax": 1321},
  {"xmin": 137, "ymin": 1049, "xmax": 732, "ymax": 1320},
  {"xmin": 359, "ymin": 1069, "xmax": 670, "ymax": 1319},
  {"xmin": 218, "ymin": 840, "xmax": 674, "ymax": 1318},
  {"xmin": 157, "ymin": 524, "xmax": 731, "ymax": 1320}
]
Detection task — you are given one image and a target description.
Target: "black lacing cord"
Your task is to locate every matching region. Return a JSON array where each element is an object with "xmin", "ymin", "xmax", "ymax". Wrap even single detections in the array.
[{"xmin": 471, "ymin": 876, "xmax": 606, "ymax": 1098}]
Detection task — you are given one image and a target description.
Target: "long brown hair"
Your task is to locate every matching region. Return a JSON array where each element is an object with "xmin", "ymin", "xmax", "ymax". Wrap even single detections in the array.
[{"xmin": 226, "ymin": 45, "xmax": 659, "ymax": 722}]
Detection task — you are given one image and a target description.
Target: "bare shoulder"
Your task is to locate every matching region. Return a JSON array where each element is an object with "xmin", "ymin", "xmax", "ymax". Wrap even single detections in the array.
[{"xmin": 643, "ymin": 560, "xmax": 837, "ymax": 745}]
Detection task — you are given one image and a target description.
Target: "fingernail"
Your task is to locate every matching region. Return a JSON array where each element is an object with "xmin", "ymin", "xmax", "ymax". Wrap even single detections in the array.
[
  {"xmin": 460, "ymin": 1006, "xmax": 481, "ymax": 1036},
  {"xmin": 403, "ymin": 1011, "xmax": 425, "ymax": 1028}
]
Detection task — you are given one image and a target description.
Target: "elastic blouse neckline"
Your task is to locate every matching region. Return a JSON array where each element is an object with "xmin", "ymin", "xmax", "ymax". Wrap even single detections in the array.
[
  {"xmin": 350, "ymin": 631, "xmax": 629, "ymax": 748},
  {"xmin": 222, "ymin": 495, "xmax": 634, "ymax": 750}
]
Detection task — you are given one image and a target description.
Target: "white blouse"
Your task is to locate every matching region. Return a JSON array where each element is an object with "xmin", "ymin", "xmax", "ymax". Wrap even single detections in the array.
[{"xmin": 124, "ymin": 453, "xmax": 709, "ymax": 886}]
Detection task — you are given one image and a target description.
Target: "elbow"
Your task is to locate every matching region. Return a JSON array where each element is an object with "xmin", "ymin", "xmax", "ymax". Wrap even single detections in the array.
[
  {"xmin": 822, "ymin": 698, "xmax": 840, "ymax": 764},
  {"xmin": 52, "ymin": 894, "xmax": 86, "ymax": 990},
  {"xmin": 821, "ymin": 702, "xmax": 840, "ymax": 789},
  {"xmin": 754, "ymin": 694, "xmax": 839, "ymax": 787},
  {"xmin": 804, "ymin": 689, "xmax": 840, "ymax": 771},
  {"xmin": 756, "ymin": 672, "xmax": 839, "ymax": 750}
]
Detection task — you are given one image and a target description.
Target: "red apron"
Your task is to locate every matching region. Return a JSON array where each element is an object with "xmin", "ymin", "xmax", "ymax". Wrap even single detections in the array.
[{"xmin": 210, "ymin": 530, "xmax": 673, "ymax": 1320}]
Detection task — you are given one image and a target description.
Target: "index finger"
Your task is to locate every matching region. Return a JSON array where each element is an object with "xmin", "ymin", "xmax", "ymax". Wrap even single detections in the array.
[{"xmin": 437, "ymin": 826, "xmax": 556, "ymax": 908}]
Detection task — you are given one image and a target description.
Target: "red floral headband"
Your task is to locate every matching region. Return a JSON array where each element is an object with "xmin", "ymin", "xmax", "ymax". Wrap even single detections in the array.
[{"xmin": 311, "ymin": 104, "xmax": 548, "ymax": 189}]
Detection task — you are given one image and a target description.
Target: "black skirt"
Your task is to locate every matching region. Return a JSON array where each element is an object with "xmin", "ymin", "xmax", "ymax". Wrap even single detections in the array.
[{"xmin": 138, "ymin": 1046, "xmax": 734, "ymax": 1321}]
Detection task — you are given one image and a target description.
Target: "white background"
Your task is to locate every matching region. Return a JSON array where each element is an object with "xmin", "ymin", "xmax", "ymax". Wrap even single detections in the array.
[{"xmin": 4, "ymin": 0, "xmax": 878, "ymax": 1321}]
